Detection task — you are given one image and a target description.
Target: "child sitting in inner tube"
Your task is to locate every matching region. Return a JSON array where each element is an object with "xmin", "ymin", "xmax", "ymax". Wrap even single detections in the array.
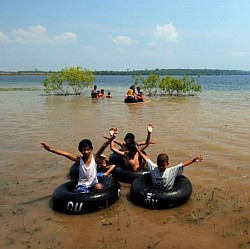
[
  {"xmin": 136, "ymin": 86, "xmax": 143, "ymax": 96},
  {"xmin": 109, "ymin": 124, "xmax": 153, "ymax": 172},
  {"xmin": 40, "ymin": 128, "xmax": 117, "ymax": 193},
  {"xmin": 136, "ymin": 147, "xmax": 204, "ymax": 190},
  {"xmin": 103, "ymin": 129, "xmax": 156, "ymax": 152},
  {"xmin": 98, "ymin": 89, "xmax": 105, "ymax": 97},
  {"xmin": 96, "ymin": 154, "xmax": 115, "ymax": 177},
  {"xmin": 106, "ymin": 91, "xmax": 112, "ymax": 98},
  {"xmin": 134, "ymin": 86, "xmax": 144, "ymax": 101},
  {"xmin": 126, "ymin": 85, "xmax": 135, "ymax": 99}
]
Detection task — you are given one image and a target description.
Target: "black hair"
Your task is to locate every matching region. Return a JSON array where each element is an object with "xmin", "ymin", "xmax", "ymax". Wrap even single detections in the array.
[
  {"xmin": 157, "ymin": 153, "xmax": 169, "ymax": 164},
  {"xmin": 126, "ymin": 140, "xmax": 137, "ymax": 152},
  {"xmin": 130, "ymin": 85, "xmax": 135, "ymax": 89},
  {"xmin": 78, "ymin": 139, "xmax": 93, "ymax": 151},
  {"xmin": 124, "ymin": 133, "xmax": 135, "ymax": 141}
]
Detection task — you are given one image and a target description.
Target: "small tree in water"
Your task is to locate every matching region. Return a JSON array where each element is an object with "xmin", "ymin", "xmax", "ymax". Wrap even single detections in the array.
[
  {"xmin": 61, "ymin": 67, "xmax": 94, "ymax": 95},
  {"xmin": 43, "ymin": 67, "xmax": 95, "ymax": 95},
  {"xmin": 43, "ymin": 73, "xmax": 67, "ymax": 95},
  {"xmin": 134, "ymin": 73, "xmax": 201, "ymax": 96},
  {"xmin": 133, "ymin": 73, "xmax": 160, "ymax": 96}
]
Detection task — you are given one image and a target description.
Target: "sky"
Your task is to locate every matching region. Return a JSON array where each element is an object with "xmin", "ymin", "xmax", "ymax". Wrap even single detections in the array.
[{"xmin": 1, "ymin": 0, "xmax": 250, "ymax": 71}]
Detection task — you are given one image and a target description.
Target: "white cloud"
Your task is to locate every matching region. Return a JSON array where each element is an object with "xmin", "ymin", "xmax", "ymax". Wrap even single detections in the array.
[
  {"xmin": 153, "ymin": 23, "xmax": 179, "ymax": 42},
  {"xmin": 52, "ymin": 32, "xmax": 77, "ymax": 42},
  {"xmin": 0, "ymin": 31, "xmax": 9, "ymax": 42},
  {"xmin": 10, "ymin": 25, "xmax": 76, "ymax": 43},
  {"xmin": 12, "ymin": 25, "xmax": 49, "ymax": 43},
  {"xmin": 112, "ymin": 35, "xmax": 137, "ymax": 45}
]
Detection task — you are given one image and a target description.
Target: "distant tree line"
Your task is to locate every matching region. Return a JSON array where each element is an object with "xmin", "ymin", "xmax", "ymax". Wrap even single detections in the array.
[
  {"xmin": 1, "ymin": 68, "xmax": 250, "ymax": 76},
  {"xmin": 94, "ymin": 68, "xmax": 250, "ymax": 76}
]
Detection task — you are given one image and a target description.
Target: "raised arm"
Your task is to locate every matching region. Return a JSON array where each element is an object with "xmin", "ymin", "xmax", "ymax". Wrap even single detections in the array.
[
  {"xmin": 136, "ymin": 144, "xmax": 149, "ymax": 161},
  {"xmin": 103, "ymin": 135, "xmax": 123, "ymax": 146},
  {"xmin": 139, "ymin": 124, "xmax": 153, "ymax": 151},
  {"xmin": 109, "ymin": 129, "xmax": 125, "ymax": 157},
  {"xmin": 95, "ymin": 128, "xmax": 117, "ymax": 159},
  {"xmin": 137, "ymin": 138, "xmax": 156, "ymax": 147},
  {"xmin": 40, "ymin": 142, "xmax": 77, "ymax": 162},
  {"xmin": 182, "ymin": 155, "xmax": 204, "ymax": 167}
]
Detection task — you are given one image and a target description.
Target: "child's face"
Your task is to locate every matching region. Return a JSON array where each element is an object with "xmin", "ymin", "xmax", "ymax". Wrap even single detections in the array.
[
  {"xmin": 157, "ymin": 162, "xmax": 168, "ymax": 172},
  {"xmin": 98, "ymin": 158, "xmax": 106, "ymax": 168},
  {"xmin": 80, "ymin": 146, "xmax": 92, "ymax": 158},
  {"xmin": 125, "ymin": 138, "xmax": 133, "ymax": 144}
]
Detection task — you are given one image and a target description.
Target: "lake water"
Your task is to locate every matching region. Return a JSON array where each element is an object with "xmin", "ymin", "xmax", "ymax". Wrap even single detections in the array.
[{"xmin": 0, "ymin": 74, "xmax": 249, "ymax": 249}]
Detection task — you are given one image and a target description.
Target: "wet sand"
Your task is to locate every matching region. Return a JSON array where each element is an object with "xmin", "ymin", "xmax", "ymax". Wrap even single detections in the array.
[{"xmin": 0, "ymin": 90, "xmax": 249, "ymax": 249}]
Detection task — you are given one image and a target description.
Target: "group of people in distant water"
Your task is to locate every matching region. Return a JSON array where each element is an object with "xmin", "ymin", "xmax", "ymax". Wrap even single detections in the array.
[
  {"xmin": 91, "ymin": 85, "xmax": 112, "ymax": 98},
  {"xmin": 91, "ymin": 84, "xmax": 144, "ymax": 101},
  {"xmin": 126, "ymin": 85, "xmax": 144, "ymax": 101}
]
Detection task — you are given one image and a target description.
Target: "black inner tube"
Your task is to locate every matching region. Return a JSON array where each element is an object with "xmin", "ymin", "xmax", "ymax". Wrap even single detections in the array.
[
  {"xmin": 52, "ymin": 177, "xmax": 121, "ymax": 214},
  {"xmin": 130, "ymin": 173, "xmax": 192, "ymax": 209}
]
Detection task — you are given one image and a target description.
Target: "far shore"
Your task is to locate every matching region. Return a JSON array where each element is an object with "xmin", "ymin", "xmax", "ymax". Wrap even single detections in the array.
[{"xmin": 1, "ymin": 68, "xmax": 250, "ymax": 76}]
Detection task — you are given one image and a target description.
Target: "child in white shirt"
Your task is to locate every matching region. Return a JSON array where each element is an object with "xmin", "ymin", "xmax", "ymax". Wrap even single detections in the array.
[{"xmin": 137, "ymin": 149, "xmax": 204, "ymax": 190}]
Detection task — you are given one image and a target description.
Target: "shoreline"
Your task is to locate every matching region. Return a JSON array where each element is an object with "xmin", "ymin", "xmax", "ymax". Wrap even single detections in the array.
[{"xmin": 1, "ymin": 68, "xmax": 250, "ymax": 76}]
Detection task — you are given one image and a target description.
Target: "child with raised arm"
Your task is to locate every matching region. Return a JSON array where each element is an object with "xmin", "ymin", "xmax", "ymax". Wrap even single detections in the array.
[
  {"xmin": 40, "ymin": 128, "xmax": 117, "ymax": 193},
  {"xmin": 137, "ymin": 148, "xmax": 204, "ymax": 190},
  {"xmin": 96, "ymin": 154, "xmax": 116, "ymax": 177},
  {"xmin": 103, "ymin": 128, "xmax": 156, "ymax": 151},
  {"xmin": 110, "ymin": 124, "xmax": 153, "ymax": 171}
]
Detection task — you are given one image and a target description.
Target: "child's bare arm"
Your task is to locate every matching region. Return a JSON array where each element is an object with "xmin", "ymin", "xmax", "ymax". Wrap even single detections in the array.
[
  {"xmin": 103, "ymin": 164, "xmax": 116, "ymax": 177},
  {"xmin": 103, "ymin": 135, "xmax": 123, "ymax": 146},
  {"xmin": 110, "ymin": 140, "xmax": 125, "ymax": 156},
  {"xmin": 182, "ymin": 155, "xmax": 204, "ymax": 167},
  {"xmin": 95, "ymin": 128, "xmax": 117, "ymax": 159},
  {"xmin": 40, "ymin": 141, "xmax": 77, "ymax": 162},
  {"xmin": 137, "ymin": 138, "xmax": 156, "ymax": 146},
  {"xmin": 109, "ymin": 129, "xmax": 125, "ymax": 156},
  {"xmin": 136, "ymin": 145, "xmax": 149, "ymax": 161},
  {"xmin": 139, "ymin": 124, "xmax": 153, "ymax": 151}
]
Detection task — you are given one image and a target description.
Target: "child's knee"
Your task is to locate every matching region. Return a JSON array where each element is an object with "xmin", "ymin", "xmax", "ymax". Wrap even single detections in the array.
[{"xmin": 95, "ymin": 183, "xmax": 103, "ymax": 190}]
